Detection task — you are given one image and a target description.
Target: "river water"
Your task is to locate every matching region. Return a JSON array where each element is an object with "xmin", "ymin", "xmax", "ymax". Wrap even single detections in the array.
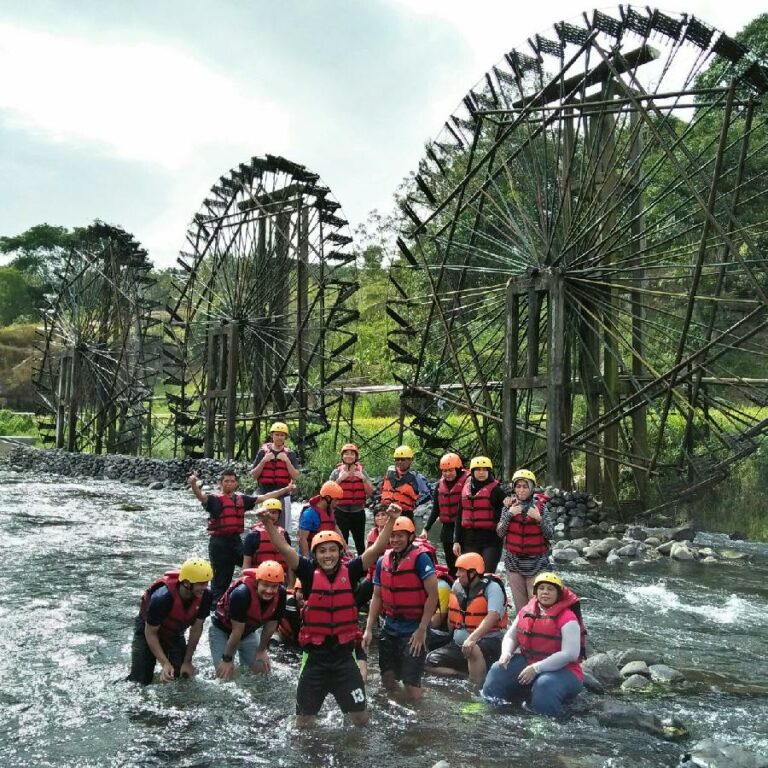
[{"xmin": 0, "ymin": 470, "xmax": 766, "ymax": 767}]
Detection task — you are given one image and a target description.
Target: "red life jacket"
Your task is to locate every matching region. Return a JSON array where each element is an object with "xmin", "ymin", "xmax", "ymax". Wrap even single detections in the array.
[
  {"xmin": 379, "ymin": 546, "xmax": 428, "ymax": 621},
  {"xmin": 448, "ymin": 574, "xmax": 508, "ymax": 632},
  {"xmin": 435, "ymin": 563, "xmax": 453, "ymax": 585},
  {"xmin": 504, "ymin": 495, "xmax": 549, "ymax": 555},
  {"xmin": 257, "ymin": 442, "xmax": 293, "ymax": 487},
  {"xmin": 437, "ymin": 470, "xmax": 467, "ymax": 524},
  {"xmin": 304, "ymin": 497, "xmax": 337, "ymax": 549},
  {"xmin": 278, "ymin": 591, "xmax": 302, "ymax": 643},
  {"xmin": 461, "ymin": 479, "xmax": 499, "ymax": 530},
  {"xmin": 207, "ymin": 492, "xmax": 246, "ymax": 536},
  {"xmin": 365, "ymin": 527, "xmax": 381, "ymax": 581},
  {"xmin": 248, "ymin": 522, "xmax": 288, "ymax": 570},
  {"xmin": 516, "ymin": 587, "xmax": 587, "ymax": 673},
  {"xmin": 336, "ymin": 463, "xmax": 368, "ymax": 509},
  {"xmin": 215, "ymin": 574, "xmax": 282, "ymax": 636},
  {"xmin": 139, "ymin": 571, "xmax": 204, "ymax": 640},
  {"xmin": 380, "ymin": 469, "xmax": 419, "ymax": 514},
  {"xmin": 299, "ymin": 564, "xmax": 361, "ymax": 646}
]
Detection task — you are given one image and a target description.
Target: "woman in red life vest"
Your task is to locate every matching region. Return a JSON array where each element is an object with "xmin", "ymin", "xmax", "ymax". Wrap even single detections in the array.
[
  {"xmin": 256, "ymin": 502, "xmax": 402, "ymax": 727},
  {"xmin": 328, "ymin": 443, "xmax": 374, "ymax": 554},
  {"xmin": 420, "ymin": 452, "xmax": 467, "ymax": 576},
  {"xmin": 497, "ymin": 468, "xmax": 553, "ymax": 613},
  {"xmin": 482, "ymin": 572, "xmax": 585, "ymax": 716},
  {"xmin": 250, "ymin": 421, "xmax": 301, "ymax": 529},
  {"xmin": 453, "ymin": 456, "xmax": 505, "ymax": 574},
  {"xmin": 128, "ymin": 559, "xmax": 213, "ymax": 685}
]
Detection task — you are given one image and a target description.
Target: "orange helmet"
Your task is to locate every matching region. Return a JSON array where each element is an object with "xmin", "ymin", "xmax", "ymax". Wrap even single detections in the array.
[
  {"xmin": 439, "ymin": 452, "xmax": 462, "ymax": 470},
  {"xmin": 254, "ymin": 560, "xmax": 285, "ymax": 584},
  {"xmin": 319, "ymin": 481, "xmax": 344, "ymax": 500},
  {"xmin": 455, "ymin": 553, "xmax": 485, "ymax": 574},
  {"xmin": 392, "ymin": 516, "xmax": 415, "ymax": 534},
  {"xmin": 311, "ymin": 530, "xmax": 346, "ymax": 552},
  {"xmin": 340, "ymin": 443, "xmax": 359, "ymax": 456}
]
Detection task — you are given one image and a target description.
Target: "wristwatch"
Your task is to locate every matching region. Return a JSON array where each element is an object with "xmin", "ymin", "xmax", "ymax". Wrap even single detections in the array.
[{"xmin": 221, "ymin": 653, "xmax": 234, "ymax": 663}]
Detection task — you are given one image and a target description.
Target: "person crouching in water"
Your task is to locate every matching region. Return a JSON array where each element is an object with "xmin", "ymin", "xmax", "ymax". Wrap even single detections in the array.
[
  {"xmin": 210, "ymin": 560, "xmax": 286, "ymax": 679},
  {"xmin": 425, "ymin": 553, "xmax": 508, "ymax": 686},
  {"xmin": 363, "ymin": 516, "xmax": 439, "ymax": 702},
  {"xmin": 497, "ymin": 468, "xmax": 553, "ymax": 613},
  {"xmin": 257, "ymin": 502, "xmax": 402, "ymax": 726},
  {"xmin": 482, "ymin": 572, "xmax": 585, "ymax": 716},
  {"xmin": 128, "ymin": 559, "xmax": 213, "ymax": 685},
  {"xmin": 453, "ymin": 456, "xmax": 505, "ymax": 574}
]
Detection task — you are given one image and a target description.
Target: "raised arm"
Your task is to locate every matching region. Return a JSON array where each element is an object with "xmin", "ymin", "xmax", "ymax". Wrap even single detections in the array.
[
  {"xmin": 359, "ymin": 503, "xmax": 401, "ymax": 570},
  {"xmin": 186, "ymin": 474, "xmax": 208, "ymax": 505},
  {"xmin": 256, "ymin": 511, "xmax": 300, "ymax": 571}
]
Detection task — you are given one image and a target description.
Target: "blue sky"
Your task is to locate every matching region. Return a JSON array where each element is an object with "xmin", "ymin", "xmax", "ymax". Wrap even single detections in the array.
[{"xmin": 0, "ymin": 0, "xmax": 763, "ymax": 267}]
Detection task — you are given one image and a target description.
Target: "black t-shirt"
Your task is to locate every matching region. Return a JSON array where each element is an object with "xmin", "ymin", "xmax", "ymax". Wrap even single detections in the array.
[
  {"xmin": 204, "ymin": 492, "xmax": 258, "ymax": 519},
  {"xmin": 242, "ymin": 527, "xmax": 292, "ymax": 556}
]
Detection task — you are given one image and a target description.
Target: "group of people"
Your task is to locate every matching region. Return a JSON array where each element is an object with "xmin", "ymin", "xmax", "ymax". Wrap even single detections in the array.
[{"xmin": 128, "ymin": 421, "xmax": 587, "ymax": 725}]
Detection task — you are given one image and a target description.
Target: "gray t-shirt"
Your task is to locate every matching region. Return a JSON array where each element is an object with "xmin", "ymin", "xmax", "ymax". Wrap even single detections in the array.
[{"xmin": 452, "ymin": 578, "xmax": 507, "ymax": 645}]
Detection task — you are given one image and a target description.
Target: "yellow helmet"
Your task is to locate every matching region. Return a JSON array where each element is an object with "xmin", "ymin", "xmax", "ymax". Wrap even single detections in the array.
[
  {"xmin": 533, "ymin": 572, "xmax": 564, "ymax": 591},
  {"xmin": 254, "ymin": 560, "xmax": 285, "ymax": 584},
  {"xmin": 392, "ymin": 516, "xmax": 415, "ymax": 534},
  {"xmin": 439, "ymin": 452, "xmax": 462, "ymax": 470},
  {"xmin": 393, "ymin": 445, "xmax": 415, "ymax": 459},
  {"xmin": 470, "ymin": 455, "xmax": 493, "ymax": 471},
  {"xmin": 179, "ymin": 558, "xmax": 213, "ymax": 584},
  {"xmin": 269, "ymin": 421, "xmax": 289, "ymax": 435},
  {"xmin": 512, "ymin": 468, "xmax": 537, "ymax": 485},
  {"xmin": 262, "ymin": 498, "xmax": 283, "ymax": 512}
]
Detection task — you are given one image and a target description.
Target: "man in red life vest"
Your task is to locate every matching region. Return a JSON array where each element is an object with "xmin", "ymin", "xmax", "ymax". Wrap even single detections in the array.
[
  {"xmin": 128, "ymin": 558, "xmax": 213, "ymax": 685},
  {"xmin": 379, "ymin": 445, "xmax": 423, "ymax": 519},
  {"xmin": 256, "ymin": 502, "xmax": 402, "ymax": 726},
  {"xmin": 250, "ymin": 421, "xmax": 301, "ymax": 529},
  {"xmin": 420, "ymin": 452, "xmax": 467, "ymax": 575},
  {"xmin": 243, "ymin": 498, "xmax": 292, "ymax": 578},
  {"xmin": 187, "ymin": 469, "xmax": 294, "ymax": 605},
  {"xmin": 297, "ymin": 481, "xmax": 345, "ymax": 557},
  {"xmin": 328, "ymin": 443, "xmax": 374, "ymax": 553},
  {"xmin": 363, "ymin": 516, "xmax": 439, "ymax": 702},
  {"xmin": 210, "ymin": 560, "xmax": 286, "ymax": 680},
  {"xmin": 425, "ymin": 553, "xmax": 507, "ymax": 685}
]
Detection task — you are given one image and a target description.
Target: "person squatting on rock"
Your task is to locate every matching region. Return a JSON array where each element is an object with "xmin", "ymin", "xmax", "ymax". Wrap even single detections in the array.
[
  {"xmin": 327, "ymin": 442, "xmax": 374, "ymax": 554},
  {"xmin": 497, "ymin": 468, "xmax": 554, "ymax": 613},
  {"xmin": 453, "ymin": 456, "xmax": 505, "ymax": 574},
  {"xmin": 187, "ymin": 469, "xmax": 294, "ymax": 605},
  {"xmin": 425, "ymin": 552, "xmax": 507, "ymax": 685},
  {"xmin": 209, "ymin": 560, "xmax": 286, "ymax": 679},
  {"xmin": 363, "ymin": 516, "xmax": 439, "ymax": 702},
  {"xmin": 250, "ymin": 421, "xmax": 301, "ymax": 530},
  {"xmin": 421, "ymin": 452, "xmax": 468, "ymax": 576},
  {"xmin": 257, "ymin": 501, "xmax": 403, "ymax": 726},
  {"xmin": 128, "ymin": 559, "xmax": 213, "ymax": 685},
  {"xmin": 482, "ymin": 572, "xmax": 586, "ymax": 716}
]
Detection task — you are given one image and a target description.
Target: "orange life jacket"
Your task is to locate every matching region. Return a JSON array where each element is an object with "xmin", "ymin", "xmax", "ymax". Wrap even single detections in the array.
[
  {"xmin": 299, "ymin": 564, "xmax": 360, "ymax": 646},
  {"xmin": 207, "ymin": 493, "xmax": 246, "ymax": 536},
  {"xmin": 437, "ymin": 470, "xmax": 467, "ymax": 524},
  {"xmin": 380, "ymin": 469, "xmax": 419, "ymax": 514},
  {"xmin": 379, "ymin": 545, "xmax": 427, "ymax": 621},
  {"xmin": 139, "ymin": 571, "xmax": 204, "ymax": 640},
  {"xmin": 447, "ymin": 574, "xmax": 508, "ymax": 632},
  {"xmin": 460, "ymin": 479, "xmax": 499, "ymax": 530}
]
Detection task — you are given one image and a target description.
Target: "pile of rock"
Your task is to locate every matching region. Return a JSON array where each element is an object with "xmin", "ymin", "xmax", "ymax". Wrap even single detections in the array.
[
  {"xmin": 543, "ymin": 487, "xmax": 612, "ymax": 537},
  {"xmin": 550, "ymin": 521, "xmax": 750, "ymax": 567},
  {"xmin": 582, "ymin": 648, "xmax": 685, "ymax": 694},
  {"xmin": 3, "ymin": 445, "xmax": 254, "ymax": 490}
]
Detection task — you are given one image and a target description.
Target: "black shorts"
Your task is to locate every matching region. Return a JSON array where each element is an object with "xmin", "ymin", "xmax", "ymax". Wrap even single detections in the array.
[
  {"xmin": 378, "ymin": 628, "xmax": 426, "ymax": 688},
  {"xmin": 424, "ymin": 633, "xmax": 503, "ymax": 673},
  {"xmin": 296, "ymin": 647, "xmax": 367, "ymax": 715}
]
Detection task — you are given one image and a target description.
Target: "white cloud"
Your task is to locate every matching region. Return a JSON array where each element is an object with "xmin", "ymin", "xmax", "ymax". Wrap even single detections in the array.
[{"xmin": 0, "ymin": 23, "xmax": 291, "ymax": 168}]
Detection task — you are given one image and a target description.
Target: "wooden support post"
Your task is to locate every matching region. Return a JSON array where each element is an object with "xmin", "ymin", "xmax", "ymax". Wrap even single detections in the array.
[
  {"xmin": 296, "ymin": 203, "xmax": 309, "ymax": 449},
  {"xmin": 547, "ymin": 272, "xmax": 565, "ymax": 488},
  {"xmin": 66, "ymin": 348, "xmax": 80, "ymax": 453},
  {"xmin": 225, "ymin": 323, "xmax": 238, "ymax": 460},
  {"xmin": 503, "ymin": 285, "xmax": 519, "ymax": 481}
]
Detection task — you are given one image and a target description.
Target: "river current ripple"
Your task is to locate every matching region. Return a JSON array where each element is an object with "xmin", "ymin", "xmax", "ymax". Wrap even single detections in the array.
[{"xmin": 0, "ymin": 470, "xmax": 766, "ymax": 767}]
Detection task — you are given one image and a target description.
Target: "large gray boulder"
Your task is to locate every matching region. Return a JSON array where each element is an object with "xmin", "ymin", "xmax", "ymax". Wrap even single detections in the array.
[
  {"xmin": 679, "ymin": 738, "xmax": 768, "ymax": 767},
  {"xmin": 649, "ymin": 664, "xmax": 684, "ymax": 683},
  {"xmin": 552, "ymin": 547, "xmax": 581, "ymax": 563},
  {"xmin": 594, "ymin": 536, "xmax": 623, "ymax": 556},
  {"xmin": 621, "ymin": 673, "xmax": 652, "ymax": 691},
  {"xmin": 671, "ymin": 542, "xmax": 696, "ymax": 561},
  {"xmin": 582, "ymin": 653, "xmax": 623, "ymax": 688},
  {"xmin": 620, "ymin": 660, "xmax": 650, "ymax": 678},
  {"xmin": 617, "ymin": 648, "xmax": 664, "ymax": 667},
  {"xmin": 669, "ymin": 521, "xmax": 696, "ymax": 542}
]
